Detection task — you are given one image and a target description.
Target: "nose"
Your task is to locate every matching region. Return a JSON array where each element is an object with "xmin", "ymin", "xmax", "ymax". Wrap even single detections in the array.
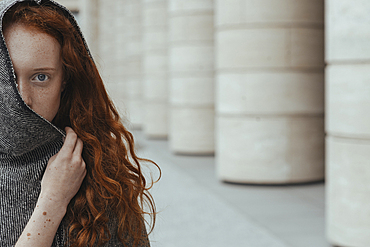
[{"xmin": 17, "ymin": 79, "xmax": 32, "ymax": 107}]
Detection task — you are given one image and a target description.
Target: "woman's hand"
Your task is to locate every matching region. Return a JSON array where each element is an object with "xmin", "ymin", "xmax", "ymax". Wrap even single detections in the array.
[
  {"xmin": 40, "ymin": 127, "xmax": 87, "ymax": 208},
  {"xmin": 15, "ymin": 127, "xmax": 86, "ymax": 247}
]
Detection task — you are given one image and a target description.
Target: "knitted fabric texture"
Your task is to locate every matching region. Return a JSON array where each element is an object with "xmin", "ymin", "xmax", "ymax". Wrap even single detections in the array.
[{"xmin": 0, "ymin": 0, "xmax": 149, "ymax": 246}]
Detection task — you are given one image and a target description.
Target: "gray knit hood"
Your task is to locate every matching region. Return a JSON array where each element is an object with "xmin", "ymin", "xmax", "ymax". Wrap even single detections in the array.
[
  {"xmin": 0, "ymin": 0, "xmax": 84, "ymax": 246},
  {"xmin": 0, "ymin": 0, "xmax": 83, "ymax": 157}
]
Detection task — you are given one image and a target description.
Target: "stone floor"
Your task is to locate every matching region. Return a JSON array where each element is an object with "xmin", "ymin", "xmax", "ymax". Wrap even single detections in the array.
[{"xmin": 132, "ymin": 130, "xmax": 332, "ymax": 247}]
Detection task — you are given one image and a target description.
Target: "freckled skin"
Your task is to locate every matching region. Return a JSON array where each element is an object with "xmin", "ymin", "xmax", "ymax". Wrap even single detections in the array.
[{"xmin": 4, "ymin": 23, "xmax": 65, "ymax": 122}]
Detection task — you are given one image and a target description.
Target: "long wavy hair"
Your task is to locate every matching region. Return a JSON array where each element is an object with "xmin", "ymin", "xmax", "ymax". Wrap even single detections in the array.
[{"xmin": 3, "ymin": 2, "xmax": 159, "ymax": 247}]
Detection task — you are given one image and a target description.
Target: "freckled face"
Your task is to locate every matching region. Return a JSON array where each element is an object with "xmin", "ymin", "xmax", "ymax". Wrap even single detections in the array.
[{"xmin": 4, "ymin": 23, "xmax": 65, "ymax": 122}]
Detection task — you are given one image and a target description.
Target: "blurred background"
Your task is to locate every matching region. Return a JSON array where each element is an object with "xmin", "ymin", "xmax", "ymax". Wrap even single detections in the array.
[{"xmin": 51, "ymin": 0, "xmax": 370, "ymax": 246}]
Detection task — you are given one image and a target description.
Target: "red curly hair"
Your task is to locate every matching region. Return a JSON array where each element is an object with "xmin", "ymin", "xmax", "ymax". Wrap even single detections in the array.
[{"xmin": 3, "ymin": 2, "xmax": 159, "ymax": 247}]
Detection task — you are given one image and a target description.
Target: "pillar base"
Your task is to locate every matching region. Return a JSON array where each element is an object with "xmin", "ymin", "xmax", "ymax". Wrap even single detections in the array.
[
  {"xmin": 326, "ymin": 136, "xmax": 370, "ymax": 247},
  {"xmin": 216, "ymin": 116, "xmax": 324, "ymax": 184}
]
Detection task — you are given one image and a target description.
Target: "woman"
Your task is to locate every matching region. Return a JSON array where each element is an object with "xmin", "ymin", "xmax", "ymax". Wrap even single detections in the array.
[{"xmin": 0, "ymin": 0, "xmax": 159, "ymax": 246}]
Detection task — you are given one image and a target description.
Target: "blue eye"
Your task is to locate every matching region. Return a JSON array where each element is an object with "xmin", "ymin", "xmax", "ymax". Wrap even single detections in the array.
[{"xmin": 37, "ymin": 74, "xmax": 47, "ymax": 81}]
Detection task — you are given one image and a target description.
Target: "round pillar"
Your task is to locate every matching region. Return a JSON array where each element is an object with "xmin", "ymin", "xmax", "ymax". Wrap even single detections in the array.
[
  {"xmin": 326, "ymin": 0, "xmax": 370, "ymax": 246},
  {"xmin": 114, "ymin": 0, "xmax": 129, "ymax": 116},
  {"xmin": 79, "ymin": 0, "xmax": 99, "ymax": 59},
  {"xmin": 57, "ymin": 0, "xmax": 79, "ymax": 12},
  {"xmin": 125, "ymin": 0, "xmax": 144, "ymax": 129},
  {"xmin": 142, "ymin": 0, "xmax": 168, "ymax": 138},
  {"xmin": 97, "ymin": 0, "xmax": 117, "ymax": 99},
  {"xmin": 168, "ymin": 0, "xmax": 215, "ymax": 154},
  {"xmin": 215, "ymin": 0, "xmax": 325, "ymax": 184}
]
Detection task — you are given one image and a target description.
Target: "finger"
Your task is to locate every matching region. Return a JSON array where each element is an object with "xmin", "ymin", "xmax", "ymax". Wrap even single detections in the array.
[
  {"xmin": 48, "ymin": 154, "xmax": 57, "ymax": 163},
  {"xmin": 77, "ymin": 161, "xmax": 87, "ymax": 180},
  {"xmin": 60, "ymin": 127, "xmax": 78, "ymax": 154},
  {"xmin": 73, "ymin": 138, "xmax": 84, "ymax": 156},
  {"xmin": 82, "ymin": 162, "xmax": 87, "ymax": 176}
]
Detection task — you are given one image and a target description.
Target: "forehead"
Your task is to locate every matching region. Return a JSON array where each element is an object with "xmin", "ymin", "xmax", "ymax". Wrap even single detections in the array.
[{"xmin": 4, "ymin": 23, "xmax": 62, "ymax": 66}]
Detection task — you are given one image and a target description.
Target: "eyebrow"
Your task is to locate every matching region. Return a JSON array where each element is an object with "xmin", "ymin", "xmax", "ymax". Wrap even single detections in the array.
[{"xmin": 33, "ymin": 68, "xmax": 57, "ymax": 71}]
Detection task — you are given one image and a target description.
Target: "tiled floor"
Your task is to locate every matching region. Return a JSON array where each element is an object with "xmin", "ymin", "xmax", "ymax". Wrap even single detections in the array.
[{"xmin": 133, "ymin": 130, "xmax": 332, "ymax": 247}]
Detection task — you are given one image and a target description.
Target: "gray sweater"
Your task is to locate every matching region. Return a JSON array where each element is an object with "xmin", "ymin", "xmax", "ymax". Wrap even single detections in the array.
[{"xmin": 0, "ymin": 0, "xmax": 149, "ymax": 246}]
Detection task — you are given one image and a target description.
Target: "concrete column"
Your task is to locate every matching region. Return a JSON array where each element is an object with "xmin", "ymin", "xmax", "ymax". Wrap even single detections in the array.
[
  {"xmin": 142, "ymin": 0, "xmax": 168, "ymax": 138},
  {"xmin": 114, "ymin": 0, "xmax": 129, "ymax": 116},
  {"xmin": 97, "ymin": 0, "xmax": 117, "ymax": 99},
  {"xmin": 168, "ymin": 0, "xmax": 215, "ymax": 154},
  {"xmin": 326, "ymin": 0, "xmax": 370, "ymax": 246},
  {"xmin": 58, "ymin": 0, "xmax": 79, "ymax": 12},
  {"xmin": 79, "ymin": 0, "xmax": 99, "ymax": 56},
  {"xmin": 215, "ymin": 0, "xmax": 325, "ymax": 184},
  {"xmin": 125, "ymin": 0, "xmax": 144, "ymax": 128}
]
